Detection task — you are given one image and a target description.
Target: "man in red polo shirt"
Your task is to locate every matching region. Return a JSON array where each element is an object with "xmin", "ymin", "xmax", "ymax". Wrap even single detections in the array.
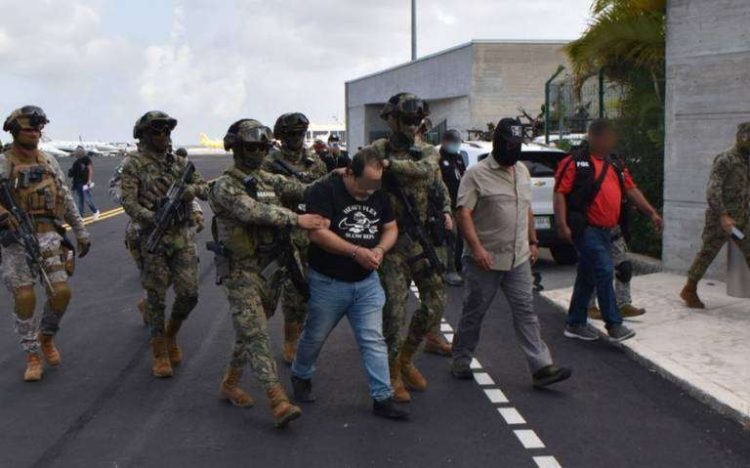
[{"xmin": 554, "ymin": 120, "xmax": 661, "ymax": 342}]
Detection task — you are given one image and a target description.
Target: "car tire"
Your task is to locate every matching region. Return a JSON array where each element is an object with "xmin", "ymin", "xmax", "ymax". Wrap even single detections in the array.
[{"xmin": 550, "ymin": 245, "xmax": 578, "ymax": 265}]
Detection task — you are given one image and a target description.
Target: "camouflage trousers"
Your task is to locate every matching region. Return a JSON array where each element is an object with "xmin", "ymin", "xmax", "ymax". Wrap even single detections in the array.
[
  {"xmin": 688, "ymin": 218, "xmax": 750, "ymax": 282},
  {"xmin": 588, "ymin": 227, "xmax": 632, "ymax": 308},
  {"xmin": 223, "ymin": 265, "xmax": 282, "ymax": 389},
  {"xmin": 140, "ymin": 242, "xmax": 199, "ymax": 337},
  {"xmin": 2, "ymin": 231, "xmax": 70, "ymax": 354},
  {"xmin": 278, "ymin": 236, "xmax": 309, "ymax": 326},
  {"xmin": 125, "ymin": 221, "xmax": 142, "ymax": 270},
  {"xmin": 381, "ymin": 251, "xmax": 446, "ymax": 361}
]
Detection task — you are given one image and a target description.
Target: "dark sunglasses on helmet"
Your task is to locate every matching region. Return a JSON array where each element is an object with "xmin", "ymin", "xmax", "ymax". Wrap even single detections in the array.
[
  {"xmin": 239, "ymin": 125, "xmax": 274, "ymax": 143},
  {"xmin": 148, "ymin": 120, "xmax": 176, "ymax": 134},
  {"xmin": 399, "ymin": 113, "xmax": 424, "ymax": 126},
  {"xmin": 241, "ymin": 141, "xmax": 271, "ymax": 152},
  {"xmin": 399, "ymin": 99, "xmax": 429, "ymax": 116},
  {"xmin": 281, "ymin": 113, "xmax": 310, "ymax": 128}
]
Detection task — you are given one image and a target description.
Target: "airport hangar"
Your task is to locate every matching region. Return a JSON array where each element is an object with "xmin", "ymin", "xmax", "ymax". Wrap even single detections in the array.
[{"xmin": 344, "ymin": 39, "xmax": 570, "ymax": 152}]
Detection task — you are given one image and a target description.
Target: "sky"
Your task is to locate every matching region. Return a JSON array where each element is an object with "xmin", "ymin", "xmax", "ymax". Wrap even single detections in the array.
[{"xmin": 0, "ymin": 0, "xmax": 593, "ymax": 144}]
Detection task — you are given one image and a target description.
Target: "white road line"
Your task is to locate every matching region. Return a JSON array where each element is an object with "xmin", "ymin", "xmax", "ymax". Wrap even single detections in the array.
[
  {"xmin": 497, "ymin": 407, "xmax": 527, "ymax": 425},
  {"xmin": 533, "ymin": 456, "xmax": 562, "ymax": 468},
  {"xmin": 470, "ymin": 358, "xmax": 481, "ymax": 369},
  {"xmin": 443, "ymin": 333, "xmax": 454, "ymax": 343},
  {"xmin": 440, "ymin": 323, "xmax": 453, "ymax": 332},
  {"xmin": 473, "ymin": 372, "xmax": 495, "ymax": 386},
  {"xmin": 483, "ymin": 388, "xmax": 509, "ymax": 404},
  {"xmin": 514, "ymin": 430, "xmax": 546, "ymax": 449}
]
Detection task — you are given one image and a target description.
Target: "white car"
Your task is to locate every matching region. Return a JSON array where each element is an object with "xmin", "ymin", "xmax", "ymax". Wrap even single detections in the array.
[{"xmin": 446, "ymin": 140, "xmax": 577, "ymax": 265}]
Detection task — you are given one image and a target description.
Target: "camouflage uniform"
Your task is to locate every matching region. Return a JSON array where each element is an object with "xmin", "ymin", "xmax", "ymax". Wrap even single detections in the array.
[
  {"xmin": 263, "ymin": 146, "xmax": 326, "ymax": 325},
  {"xmin": 370, "ymin": 137, "xmax": 452, "ymax": 361},
  {"xmin": 1, "ymin": 148, "xmax": 89, "ymax": 353},
  {"xmin": 687, "ymin": 145, "xmax": 750, "ymax": 282},
  {"xmin": 209, "ymin": 166, "xmax": 305, "ymax": 389},
  {"xmin": 119, "ymin": 150, "xmax": 208, "ymax": 336}
]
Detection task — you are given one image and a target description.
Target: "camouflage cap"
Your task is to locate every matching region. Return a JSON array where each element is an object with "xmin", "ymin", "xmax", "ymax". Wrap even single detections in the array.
[
  {"xmin": 273, "ymin": 112, "xmax": 310, "ymax": 138},
  {"xmin": 133, "ymin": 110, "xmax": 177, "ymax": 139},
  {"xmin": 380, "ymin": 92, "xmax": 430, "ymax": 121},
  {"xmin": 3, "ymin": 105, "xmax": 49, "ymax": 133},
  {"xmin": 224, "ymin": 119, "xmax": 273, "ymax": 151}
]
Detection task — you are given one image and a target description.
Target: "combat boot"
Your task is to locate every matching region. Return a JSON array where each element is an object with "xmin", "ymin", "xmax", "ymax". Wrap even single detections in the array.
[
  {"xmin": 399, "ymin": 341, "xmax": 428, "ymax": 392},
  {"xmin": 423, "ymin": 331, "xmax": 452, "ymax": 357},
  {"xmin": 619, "ymin": 304, "xmax": 646, "ymax": 317},
  {"xmin": 282, "ymin": 322, "xmax": 301, "ymax": 365},
  {"xmin": 389, "ymin": 359, "xmax": 411, "ymax": 403},
  {"xmin": 680, "ymin": 280, "xmax": 705, "ymax": 309},
  {"xmin": 266, "ymin": 384, "xmax": 302, "ymax": 428},
  {"xmin": 38, "ymin": 332, "xmax": 61, "ymax": 366},
  {"xmin": 220, "ymin": 367, "xmax": 255, "ymax": 407},
  {"xmin": 24, "ymin": 353, "xmax": 43, "ymax": 382},
  {"xmin": 164, "ymin": 319, "xmax": 183, "ymax": 366},
  {"xmin": 587, "ymin": 306, "xmax": 602, "ymax": 320},
  {"xmin": 150, "ymin": 337, "xmax": 173, "ymax": 378},
  {"xmin": 137, "ymin": 297, "xmax": 148, "ymax": 325}
]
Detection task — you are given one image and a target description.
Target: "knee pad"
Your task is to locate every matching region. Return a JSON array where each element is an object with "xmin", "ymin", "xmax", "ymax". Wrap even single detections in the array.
[
  {"xmin": 49, "ymin": 282, "xmax": 72, "ymax": 313},
  {"xmin": 14, "ymin": 285, "xmax": 36, "ymax": 319},
  {"xmin": 615, "ymin": 261, "xmax": 633, "ymax": 283}
]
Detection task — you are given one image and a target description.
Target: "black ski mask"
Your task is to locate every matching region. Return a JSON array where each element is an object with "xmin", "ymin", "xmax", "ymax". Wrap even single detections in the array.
[
  {"xmin": 492, "ymin": 139, "xmax": 522, "ymax": 167},
  {"xmin": 491, "ymin": 118, "xmax": 525, "ymax": 167}
]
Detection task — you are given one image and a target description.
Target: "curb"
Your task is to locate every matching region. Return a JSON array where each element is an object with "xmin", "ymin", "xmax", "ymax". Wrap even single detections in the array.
[{"xmin": 538, "ymin": 294, "xmax": 750, "ymax": 427}]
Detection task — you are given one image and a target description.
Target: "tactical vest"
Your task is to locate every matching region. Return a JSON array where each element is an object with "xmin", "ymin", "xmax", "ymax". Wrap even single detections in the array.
[
  {"xmin": 134, "ymin": 153, "xmax": 186, "ymax": 211},
  {"xmin": 555, "ymin": 150, "xmax": 628, "ymax": 236},
  {"xmin": 212, "ymin": 168, "xmax": 281, "ymax": 262},
  {"xmin": 4, "ymin": 149, "xmax": 65, "ymax": 226}
]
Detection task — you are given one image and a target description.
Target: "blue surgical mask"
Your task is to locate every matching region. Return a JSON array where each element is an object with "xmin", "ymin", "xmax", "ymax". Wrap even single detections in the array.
[{"xmin": 445, "ymin": 143, "xmax": 461, "ymax": 154}]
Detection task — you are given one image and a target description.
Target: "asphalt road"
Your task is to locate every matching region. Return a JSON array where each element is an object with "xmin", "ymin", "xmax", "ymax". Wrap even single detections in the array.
[{"xmin": 0, "ymin": 155, "xmax": 748, "ymax": 468}]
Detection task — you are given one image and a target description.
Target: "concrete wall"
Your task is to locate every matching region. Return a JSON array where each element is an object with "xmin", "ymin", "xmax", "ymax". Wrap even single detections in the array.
[
  {"xmin": 663, "ymin": 0, "xmax": 750, "ymax": 277},
  {"xmin": 470, "ymin": 42, "xmax": 568, "ymax": 130}
]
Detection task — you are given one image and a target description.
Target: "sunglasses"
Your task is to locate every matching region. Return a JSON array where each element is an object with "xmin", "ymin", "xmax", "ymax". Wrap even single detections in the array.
[
  {"xmin": 148, "ymin": 120, "xmax": 176, "ymax": 135},
  {"xmin": 399, "ymin": 113, "xmax": 424, "ymax": 126},
  {"xmin": 241, "ymin": 141, "xmax": 271, "ymax": 152}
]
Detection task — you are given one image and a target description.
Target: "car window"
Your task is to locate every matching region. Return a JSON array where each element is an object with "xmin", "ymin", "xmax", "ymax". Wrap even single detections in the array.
[{"xmin": 521, "ymin": 151, "xmax": 565, "ymax": 178}]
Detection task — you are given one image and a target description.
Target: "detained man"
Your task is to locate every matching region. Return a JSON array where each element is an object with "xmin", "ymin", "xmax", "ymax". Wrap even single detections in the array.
[
  {"xmin": 291, "ymin": 151, "xmax": 409, "ymax": 420},
  {"xmin": 451, "ymin": 118, "xmax": 572, "ymax": 388}
]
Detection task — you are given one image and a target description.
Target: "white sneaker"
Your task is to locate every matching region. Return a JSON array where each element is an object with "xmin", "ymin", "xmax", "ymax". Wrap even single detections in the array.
[{"xmin": 93, "ymin": 211, "xmax": 101, "ymax": 220}]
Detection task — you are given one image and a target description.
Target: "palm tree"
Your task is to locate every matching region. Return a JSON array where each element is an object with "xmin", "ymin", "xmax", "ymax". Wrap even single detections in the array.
[{"xmin": 564, "ymin": 0, "xmax": 666, "ymax": 103}]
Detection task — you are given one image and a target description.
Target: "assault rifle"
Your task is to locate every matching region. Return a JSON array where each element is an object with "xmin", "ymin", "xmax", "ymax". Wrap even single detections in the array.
[
  {"xmin": 145, "ymin": 162, "xmax": 195, "ymax": 253},
  {"xmin": 259, "ymin": 227, "xmax": 309, "ymax": 300},
  {"xmin": 0, "ymin": 178, "xmax": 54, "ymax": 292},
  {"xmin": 268, "ymin": 158, "xmax": 306, "ymax": 181},
  {"xmin": 385, "ymin": 174, "xmax": 445, "ymax": 275}
]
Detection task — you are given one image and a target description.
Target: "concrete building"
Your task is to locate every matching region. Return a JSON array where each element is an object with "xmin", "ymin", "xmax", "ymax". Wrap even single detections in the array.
[
  {"xmin": 663, "ymin": 0, "xmax": 750, "ymax": 278},
  {"xmin": 345, "ymin": 40, "xmax": 569, "ymax": 152}
]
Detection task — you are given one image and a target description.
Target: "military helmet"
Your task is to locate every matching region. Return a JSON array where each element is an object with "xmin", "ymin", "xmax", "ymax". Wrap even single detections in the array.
[
  {"xmin": 3, "ymin": 105, "xmax": 49, "ymax": 133},
  {"xmin": 380, "ymin": 93, "xmax": 430, "ymax": 123},
  {"xmin": 224, "ymin": 119, "xmax": 274, "ymax": 151},
  {"xmin": 737, "ymin": 122, "xmax": 750, "ymax": 135},
  {"xmin": 133, "ymin": 111, "xmax": 177, "ymax": 139},
  {"xmin": 273, "ymin": 112, "xmax": 310, "ymax": 138}
]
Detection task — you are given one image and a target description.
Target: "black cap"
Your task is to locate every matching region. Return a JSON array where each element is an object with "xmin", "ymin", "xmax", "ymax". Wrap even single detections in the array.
[{"xmin": 495, "ymin": 118, "xmax": 525, "ymax": 144}]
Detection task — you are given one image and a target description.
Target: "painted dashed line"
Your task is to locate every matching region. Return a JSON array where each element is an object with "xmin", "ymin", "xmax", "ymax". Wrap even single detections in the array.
[{"xmin": 413, "ymin": 283, "xmax": 562, "ymax": 466}]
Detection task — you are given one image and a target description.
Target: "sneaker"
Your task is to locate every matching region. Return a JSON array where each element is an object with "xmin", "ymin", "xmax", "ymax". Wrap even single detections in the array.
[
  {"xmin": 532, "ymin": 365, "xmax": 572, "ymax": 388},
  {"xmin": 564, "ymin": 324, "xmax": 599, "ymax": 341},
  {"xmin": 291, "ymin": 375, "xmax": 316, "ymax": 403},
  {"xmin": 92, "ymin": 211, "xmax": 101, "ymax": 220},
  {"xmin": 444, "ymin": 272, "xmax": 464, "ymax": 287},
  {"xmin": 619, "ymin": 304, "xmax": 646, "ymax": 318},
  {"xmin": 373, "ymin": 397, "xmax": 410, "ymax": 420},
  {"xmin": 606, "ymin": 324, "xmax": 636, "ymax": 342},
  {"xmin": 450, "ymin": 360, "xmax": 474, "ymax": 380}
]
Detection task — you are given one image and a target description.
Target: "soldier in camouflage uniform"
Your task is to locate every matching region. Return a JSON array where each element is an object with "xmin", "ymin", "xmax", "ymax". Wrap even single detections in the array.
[
  {"xmin": 0, "ymin": 106, "xmax": 91, "ymax": 381},
  {"xmin": 111, "ymin": 147, "xmax": 204, "ymax": 325},
  {"xmin": 208, "ymin": 119, "xmax": 327, "ymax": 428},
  {"xmin": 120, "ymin": 111, "xmax": 208, "ymax": 378},
  {"xmin": 365, "ymin": 93, "xmax": 453, "ymax": 402},
  {"xmin": 263, "ymin": 112, "xmax": 327, "ymax": 364},
  {"xmin": 681, "ymin": 122, "xmax": 750, "ymax": 308}
]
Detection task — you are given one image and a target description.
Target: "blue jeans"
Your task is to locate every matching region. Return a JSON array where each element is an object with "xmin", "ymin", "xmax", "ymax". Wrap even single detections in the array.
[
  {"xmin": 567, "ymin": 227, "xmax": 623, "ymax": 326},
  {"xmin": 73, "ymin": 186, "xmax": 98, "ymax": 216},
  {"xmin": 292, "ymin": 268, "xmax": 393, "ymax": 402}
]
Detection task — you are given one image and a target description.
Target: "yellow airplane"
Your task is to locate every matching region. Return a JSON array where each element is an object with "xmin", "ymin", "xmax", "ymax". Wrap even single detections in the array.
[{"xmin": 199, "ymin": 133, "xmax": 224, "ymax": 149}]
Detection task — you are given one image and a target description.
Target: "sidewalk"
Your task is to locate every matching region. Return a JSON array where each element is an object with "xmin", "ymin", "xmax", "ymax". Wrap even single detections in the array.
[{"xmin": 541, "ymin": 272, "xmax": 750, "ymax": 426}]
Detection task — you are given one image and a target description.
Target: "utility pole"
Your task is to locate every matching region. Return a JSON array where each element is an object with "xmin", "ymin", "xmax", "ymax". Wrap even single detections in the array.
[{"xmin": 411, "ymin": 0, "xmax": 417, "ymax": 61}]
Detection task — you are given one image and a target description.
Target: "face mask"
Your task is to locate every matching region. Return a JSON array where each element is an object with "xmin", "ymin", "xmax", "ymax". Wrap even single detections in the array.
[
  {"xmin": 492, "ymin": 140, "xmax": 521, "ymax": 167},
  {"xmin": 444, "ymin": 143, "xmax": 460, "ymax": 154},
  {"xmin": 236, "ymin": 148, "xmax": 267, "ymax": 170},
  {"xmin": 284, "ymin": 132, "xmax": 305, "ymax": 151}
]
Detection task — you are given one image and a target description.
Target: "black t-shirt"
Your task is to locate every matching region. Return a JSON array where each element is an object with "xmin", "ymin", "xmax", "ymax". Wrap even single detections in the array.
[
  {"xmin": 439, "ymin": 148, "xmax": 468, "ymax": 209},
  {"xmin": 69, "ymin": 156, "xmax": 92, "ymax": 188},
  {"xmin": 305, "ymin": 173, "xmax": 394, "ymax": 282}
]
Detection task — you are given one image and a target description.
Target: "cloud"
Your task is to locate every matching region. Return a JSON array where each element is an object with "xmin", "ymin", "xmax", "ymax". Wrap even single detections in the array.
[{"xmin": 0, "ymin": 0, "xmax": 592, "ymax": 142}]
